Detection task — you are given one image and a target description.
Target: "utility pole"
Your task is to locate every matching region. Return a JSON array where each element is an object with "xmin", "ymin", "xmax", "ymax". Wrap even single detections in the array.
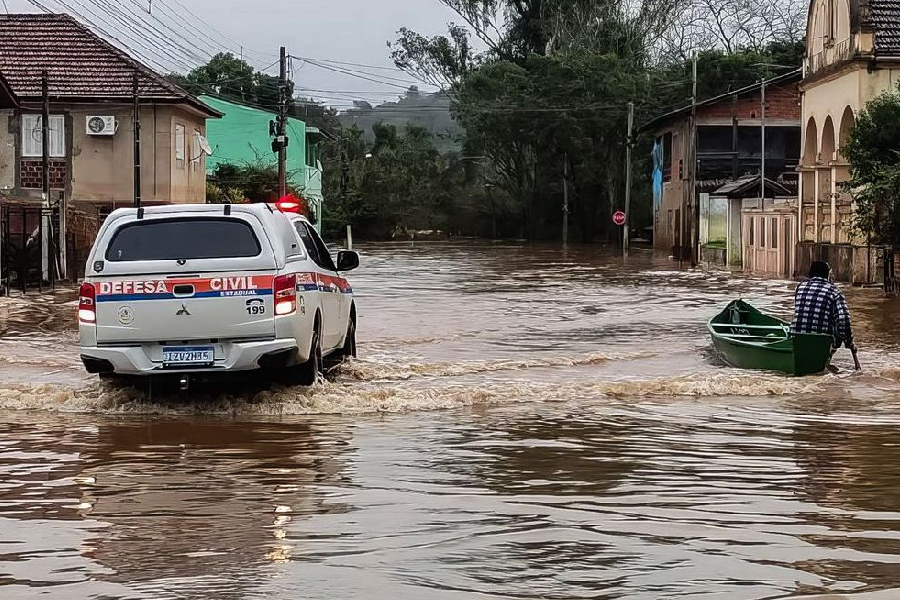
[
  {"xmin": 624, "ymin": 101, "xmax": 634, "ymax": 258},
  {"xmin": 690, "ymin": 54, "xmax": 699, "ymax": 268},
  {"xmin": 41, "ymin": 70, "xmax": 50, "ymax": 207},
  {"xmin": 41, "ymin": 70, "xmax": 50, "ymax": 284},
  {"xmin": 682, "ymin": 55, "xmax": 697, "ymax": 269},
  {"xmin": 760, "ymin": 76, "xmax": 766, "ymax": 208},
  {"xmin": 277, "ymin": 46, "xmax": 288, "ymax": 198},
  {"xmin": 562, "ymin": 152, "xmax": 569, "ymax": 246},
  {"xmin": 133, "ymin": 72, "xmax": 141, "ymax": 208}
]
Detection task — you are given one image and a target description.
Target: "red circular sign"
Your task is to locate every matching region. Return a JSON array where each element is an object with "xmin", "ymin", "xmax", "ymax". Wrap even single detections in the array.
[{"xmin": 613, "ymin": 211, "xmax": 627, "ymax": 226}]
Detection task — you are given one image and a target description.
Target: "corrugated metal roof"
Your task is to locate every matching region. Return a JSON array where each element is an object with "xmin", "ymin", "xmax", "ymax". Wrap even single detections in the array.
[
  {"xmin": 713, "ymin": 175, "xmax": 794, "ymax": 198},
  {"xmin": 0, "ymin": 13, "xmax": 218, "ymax": 115}
]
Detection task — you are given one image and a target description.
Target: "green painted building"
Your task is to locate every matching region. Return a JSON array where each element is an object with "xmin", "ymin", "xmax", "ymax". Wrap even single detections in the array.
[{"xmin": 199, "ymin": 95, "xmax": 323, "ymax": 227}]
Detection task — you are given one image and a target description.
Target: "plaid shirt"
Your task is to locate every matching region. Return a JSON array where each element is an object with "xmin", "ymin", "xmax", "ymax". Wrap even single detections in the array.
[{"xmin": 790, "ymin": 277, "xmax": 853, "ymax": 345}]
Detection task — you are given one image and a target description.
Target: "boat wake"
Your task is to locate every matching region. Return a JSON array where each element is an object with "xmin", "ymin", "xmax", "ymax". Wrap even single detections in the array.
[
  {"xmin": 338, "ymin": 352, "xmax": 650, "ymax": 382},
  {"xmin": 0, "ymin": 371, "xmax": 825, "ymax": 416}
]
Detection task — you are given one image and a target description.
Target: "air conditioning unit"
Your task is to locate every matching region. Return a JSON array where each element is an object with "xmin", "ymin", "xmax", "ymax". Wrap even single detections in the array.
[{"xmin": 86, "ymin": 115, "xmax": 116, "ymax": 136}]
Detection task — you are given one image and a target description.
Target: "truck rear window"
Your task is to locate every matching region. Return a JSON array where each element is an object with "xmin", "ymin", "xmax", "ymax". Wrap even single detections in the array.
[{"xmin": 105, "ymin": 218, "xmax": 262, "ymax": 262}]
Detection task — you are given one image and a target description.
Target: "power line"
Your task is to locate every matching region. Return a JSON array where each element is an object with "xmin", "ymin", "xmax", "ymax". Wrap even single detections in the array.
[
  {"xmin": 293, "ymin": 57, "xmax": 416, "ymax": 90},
  {"xmin": 298, "ymin": 56, "xmax": 411, "ymax": 73},
  {"xmin": 157, "ymin": 0, "xmax": 276, "ymax": 62},
  {"xmin": 88, "ymin": 0, "xmax": 209, "ymax": 67},
  {"xmin": 41, "ymin": 0, "xmax": 197, "ymax": 73},
  {"xmin": 134, "ymin": 0, "xmax": 275, "ymax": 71},
  {"xmin": 126, "ymin": 0, "xmax": 219, "ymax": 62},
  {"xmin": 54, "ymin": 0, "xmax": 196, "ymax": 72},
  {"xmin": 297, "ymin": 87, "xmax": 431, "ymax": 95},
  {"xmin": 302, "ymin": 58, "xmax": 428, "ymax": 88},
  {"xmin": 23, "ymin": 0, "xmax": 184, "ymax": 75}
]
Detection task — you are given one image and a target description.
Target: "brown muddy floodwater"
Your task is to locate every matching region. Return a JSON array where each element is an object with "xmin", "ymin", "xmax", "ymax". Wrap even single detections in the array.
[{"xmin": 2, "ymin": 242, "xmax": 900, "ymax": 600}]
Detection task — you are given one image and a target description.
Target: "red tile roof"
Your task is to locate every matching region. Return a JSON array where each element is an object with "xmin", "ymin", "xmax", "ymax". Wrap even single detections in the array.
[
  {"xmin": 868, "ymin": 0, "xmax": 900, "ymax": 56},
  {"xmin": 0, "ymin": 13, "xmax": 218, "ymax": 116}
]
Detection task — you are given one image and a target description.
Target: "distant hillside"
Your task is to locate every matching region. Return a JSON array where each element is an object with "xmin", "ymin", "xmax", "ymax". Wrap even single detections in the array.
[{"xmin": 339, "ymin": 88, "xmax": 463, "ymax": 152}]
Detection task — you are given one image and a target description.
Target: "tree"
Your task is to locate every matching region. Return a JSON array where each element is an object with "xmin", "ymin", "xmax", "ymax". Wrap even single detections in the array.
[
  {"xmin": 169, "ymin": 53, "xmax": 294, "ymax": 112},
  {"xmin": 843, "ymin": 85, "xmax": 900, "ymax": 248},
  {"xmin": 208, "ymin": 161, "xmax": 304, "ymax": 207},
  {"xmin": 652, "ymin": 40, "xmax": 805, "ymax": 110},
  {"xmin": 390, "ymin": 24, "xmax": 479, "ymax": 88},
  {"xmin": 319, "ymin": 123, "xmax": 496, "ymax": 240},
  {"xmin": 390, "ymin": 1, "xmax": 672, "ymax": 242},
  {"xmin": 661, "ymin": 0, "xmax": 805, "ymax": 61},
  {"xmin": 382, "ymin": 0, "xmax": 806, "ymax": 243}
]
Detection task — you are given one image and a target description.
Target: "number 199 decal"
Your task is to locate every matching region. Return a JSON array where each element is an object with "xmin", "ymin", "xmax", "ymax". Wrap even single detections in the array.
[{"xmin": 246, "ymin": 298, "xmax": 266, "ymax": 316}]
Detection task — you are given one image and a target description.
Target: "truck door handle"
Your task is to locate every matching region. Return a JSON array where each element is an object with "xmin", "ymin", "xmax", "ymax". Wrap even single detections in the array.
[{"xmin": 173, "ymin": 284, "xmax": 195, "ymax": 297}]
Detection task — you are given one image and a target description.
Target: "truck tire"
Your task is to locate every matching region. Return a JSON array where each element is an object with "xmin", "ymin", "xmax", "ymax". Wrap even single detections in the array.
[
  {"xmin": 290, "ymin": 318, "xmax": 323, "ymax": 386},
  {"xmin": 341, "ymin": 311, "xmax": 357, "ymax": 359}
]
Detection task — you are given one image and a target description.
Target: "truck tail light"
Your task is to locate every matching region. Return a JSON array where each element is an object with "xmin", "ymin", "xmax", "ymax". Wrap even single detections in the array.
[
  {"xmin": 78, "ymin": 282, "xmax": 96, "ymax": 323},
  {"xmin": 274, "ymin": 274, "xmax": 297, "ymax": 316}
]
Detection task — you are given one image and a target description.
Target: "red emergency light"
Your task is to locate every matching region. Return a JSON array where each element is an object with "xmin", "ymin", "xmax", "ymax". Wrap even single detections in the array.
[{"xmin": 275, "ymin": 194, "xmax": 306, "ymax": 215}]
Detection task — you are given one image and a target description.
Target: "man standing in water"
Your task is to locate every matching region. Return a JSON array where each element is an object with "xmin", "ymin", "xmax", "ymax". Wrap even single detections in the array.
[{"xmin": 791, "ymin": 261, "xmax": 856, "ymax": 355}]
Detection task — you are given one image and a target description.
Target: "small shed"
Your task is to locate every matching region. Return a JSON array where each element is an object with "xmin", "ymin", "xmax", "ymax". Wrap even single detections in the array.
[{"xmin": 710, "ymin": 175, "xmax": 796, "ymax": 275}]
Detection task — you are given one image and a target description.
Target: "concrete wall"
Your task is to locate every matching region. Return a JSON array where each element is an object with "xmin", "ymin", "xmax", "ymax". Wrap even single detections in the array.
[
  {"xmin": 69, "ymin": 104, "xmax": 206, "ymax": 204},
  {"xmin": 796, "ymin": 241, "xmax": 880, "ymax": 284},
  {"xmin": 6, "ymin": 102, "xmax": 207, "ymax": 206},
  {"xmin": 653, "ymin": 120, "xmax": 689, "ymax": 252},
  {"xmin": 808, "ymin": 0, "xmax": 853, "ymax": 60},
  {"xmin": 0, "ymin": 112, "xmax": 14, "ymax": 191},
  {"xmin": 165, "ymin": 107, "xmax": 206, "ymax": 203},
  {"xmin": 800, "ymin": 0, "xmax": 900, "ymax": 261},
  {"xmin": 800, "ymin": 30, "xmax": 900, "ymax": 284}
]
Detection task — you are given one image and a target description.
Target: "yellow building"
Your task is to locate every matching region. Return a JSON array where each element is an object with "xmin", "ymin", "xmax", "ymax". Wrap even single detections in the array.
[{"xmin": 798, "ymin": 0, "xmax": 900, "ymax": 283}]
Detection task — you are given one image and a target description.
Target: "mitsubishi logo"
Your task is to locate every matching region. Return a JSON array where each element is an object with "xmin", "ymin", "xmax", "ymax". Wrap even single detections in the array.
[{"xmin": 176, "ymin": 303, "xmax": 191, "ymax": 316}]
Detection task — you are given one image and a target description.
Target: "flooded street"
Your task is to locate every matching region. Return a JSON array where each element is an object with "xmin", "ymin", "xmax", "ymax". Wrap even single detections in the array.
[{"xmin": 4, "ymin": 242, "xmax": 900, "ymax": 599}]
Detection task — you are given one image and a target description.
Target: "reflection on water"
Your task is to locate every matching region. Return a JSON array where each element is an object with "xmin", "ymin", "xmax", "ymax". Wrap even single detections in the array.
[{"xmin": 2, "ymin": 242, "xmax": 900, "ymax": 599}]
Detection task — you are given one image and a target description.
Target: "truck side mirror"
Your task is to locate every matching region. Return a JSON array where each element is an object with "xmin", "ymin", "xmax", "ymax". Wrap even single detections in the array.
[{"xmin": 336, "ymin": 250, "xmax": 359, "ymax": 272}]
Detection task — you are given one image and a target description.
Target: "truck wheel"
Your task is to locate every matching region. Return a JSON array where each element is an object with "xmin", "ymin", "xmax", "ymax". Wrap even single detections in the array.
[
  {"xmin": 290, "ymin": 320, "xmax": 323, "ymax": 386},
  {"xmin": 341, "ymin": 315, "xmax": 357, "ymax": 359}
]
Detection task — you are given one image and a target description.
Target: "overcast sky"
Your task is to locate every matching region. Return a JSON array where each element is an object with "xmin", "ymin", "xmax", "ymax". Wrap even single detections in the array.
[{"xmin": 5, "ymin": 0, "xmax": 462, "ymax": 108}]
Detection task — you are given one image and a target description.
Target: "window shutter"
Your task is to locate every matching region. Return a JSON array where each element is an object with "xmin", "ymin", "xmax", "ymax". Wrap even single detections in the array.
[
  {"xmin": 50, "ymin": 115, "xmax": 65, "ymax": 157},
  {"xmin": 21, "ymin": 115, "xmax": 65, "ymax": 157},
  {"xmin": 21, "ymin": 115, "xmax": 41, "ymax": 157},
  {"xmin": 175, "ymin": 124, "xmax": 185, "ymax": 162}
]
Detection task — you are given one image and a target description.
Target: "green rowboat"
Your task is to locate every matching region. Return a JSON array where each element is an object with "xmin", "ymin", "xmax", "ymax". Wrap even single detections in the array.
[{"xmin": 708, "ymin": 300, "xmax": 834, "ymax": 376}]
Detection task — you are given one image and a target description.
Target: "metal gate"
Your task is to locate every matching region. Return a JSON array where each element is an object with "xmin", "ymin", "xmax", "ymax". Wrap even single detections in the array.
[
  {"xmin": 0, "ymin": 204, "xmax": 62, "ymax": 295},
  {"xmin": 885, "ymin": 248, "xmax": 899, "ymax": 295}
]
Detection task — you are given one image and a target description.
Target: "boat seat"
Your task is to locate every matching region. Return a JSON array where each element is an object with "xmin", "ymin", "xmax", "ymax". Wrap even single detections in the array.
[
  {"xmin": 712, "ymin": 324, "xmax": 787, "ymax": 331},
  {"xmin": 721, "ymin": 334, "xmax": 786, "ymax": 340}
]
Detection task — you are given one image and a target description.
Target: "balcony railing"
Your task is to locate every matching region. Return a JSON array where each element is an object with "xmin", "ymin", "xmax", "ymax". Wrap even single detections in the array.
[{"xmin": 805, "ymin": 37, "xmax": 856, "ymax": 75}]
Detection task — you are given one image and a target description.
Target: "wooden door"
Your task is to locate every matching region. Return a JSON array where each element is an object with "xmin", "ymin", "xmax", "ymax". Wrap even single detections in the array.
[{"xmin": 783, "ymin": 217, "xmax": 794, "ymax": 277}]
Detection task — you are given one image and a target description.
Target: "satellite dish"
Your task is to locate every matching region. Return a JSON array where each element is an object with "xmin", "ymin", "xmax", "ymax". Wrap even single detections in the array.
[{"xmin": 197, "ymin": 134, "xmax": 213, "ymax": 156}]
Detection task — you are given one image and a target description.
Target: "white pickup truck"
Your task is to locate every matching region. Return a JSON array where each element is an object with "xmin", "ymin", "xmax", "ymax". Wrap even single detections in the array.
[{"xmin": 78, "ymin": 203, "xmax": 358, "ymax": 386}]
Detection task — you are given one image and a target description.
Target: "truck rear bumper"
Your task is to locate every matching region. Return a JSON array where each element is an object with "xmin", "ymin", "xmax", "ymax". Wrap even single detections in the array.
[{"xmin": 79, "ymin": 338, "xmax": 301, "ymax": 375}]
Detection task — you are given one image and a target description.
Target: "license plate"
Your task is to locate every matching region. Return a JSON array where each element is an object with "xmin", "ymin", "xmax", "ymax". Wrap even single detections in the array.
[{"xmin": 162, "ymin": 346, "xmax": 214, "ymax": 366}]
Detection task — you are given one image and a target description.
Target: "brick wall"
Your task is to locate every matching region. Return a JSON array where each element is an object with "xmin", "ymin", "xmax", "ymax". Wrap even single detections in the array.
[
  {"xmin": 19, "ymin": 159, "xmax": 67, "ymax": 189},
  {"xmin": 697, "ymin": 82, "xmax": 801, "ymax": 122},
  {"xmin": 66, "ymin": 201, "xmax": 102, "ymax": 278}
]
